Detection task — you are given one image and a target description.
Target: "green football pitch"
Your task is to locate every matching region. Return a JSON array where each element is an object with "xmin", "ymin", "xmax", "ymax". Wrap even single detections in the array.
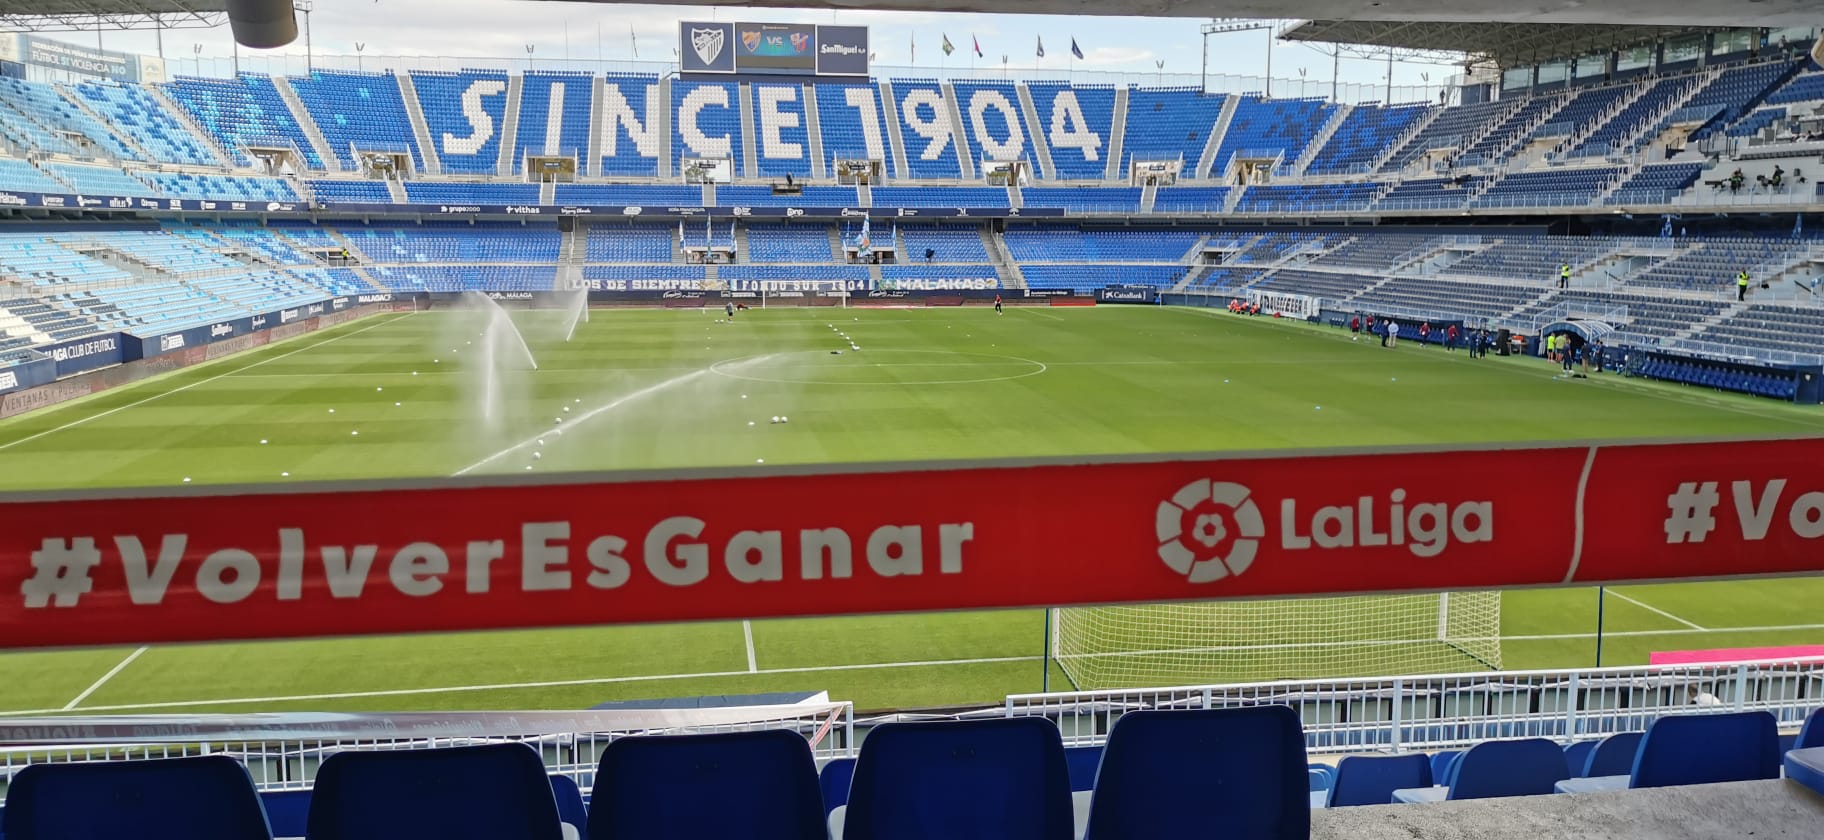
[{"xmin": 2, "ymin": 304, "xmax": 1822, "ymax": 716}]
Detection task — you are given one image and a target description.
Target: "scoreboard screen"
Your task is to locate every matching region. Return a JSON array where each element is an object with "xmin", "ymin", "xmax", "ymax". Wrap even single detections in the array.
[{"xmin": 680, "ymin": 22, "xmax": 869, "ymax": 77}]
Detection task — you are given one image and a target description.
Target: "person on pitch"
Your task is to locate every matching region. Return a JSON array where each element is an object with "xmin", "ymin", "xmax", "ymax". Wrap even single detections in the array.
[{"xmin": 994, "ymin": 293, "xmax": 1003, "ymax": 314}]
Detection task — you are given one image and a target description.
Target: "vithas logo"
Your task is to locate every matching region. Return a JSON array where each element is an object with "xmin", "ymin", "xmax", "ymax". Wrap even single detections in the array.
[{"xmin": 1156, "ymin": 480, "xmax": 1265, "ymax": 583}]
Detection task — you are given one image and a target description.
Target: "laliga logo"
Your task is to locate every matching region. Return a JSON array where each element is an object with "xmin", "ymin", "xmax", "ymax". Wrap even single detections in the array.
[
  {"xmin": 1156, "ymin": 480, "xmax": 1265, "ymax": 582},
  {"xmin": 1155, "ymin": 479, "xmax": 1495, "ymax": 583}
]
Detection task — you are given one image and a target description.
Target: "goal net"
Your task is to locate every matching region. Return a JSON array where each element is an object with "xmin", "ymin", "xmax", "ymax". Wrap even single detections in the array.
[
  {"xmin": 1246, "ymin": 289, "xmax": 1320, "ymax": 320},
  {"xmin": 1050, "ymin": 592, "xmax": 1501, "ymax": 689}
]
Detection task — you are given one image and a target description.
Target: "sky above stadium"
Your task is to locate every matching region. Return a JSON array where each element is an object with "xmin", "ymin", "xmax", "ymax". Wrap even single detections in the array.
[{"xmin": 90, "ymin": 2, "xmax": 1452, "ymax": 98}]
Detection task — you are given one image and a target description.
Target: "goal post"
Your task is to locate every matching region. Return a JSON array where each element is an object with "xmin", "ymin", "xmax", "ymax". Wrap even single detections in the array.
[
  {"xmin": 1246, "ymin": 289, "xmax": 1321, "ymax": 320},
  {"xmin": 1049, "ymin": 592, "xmax": 1501, "ymax": 689}
]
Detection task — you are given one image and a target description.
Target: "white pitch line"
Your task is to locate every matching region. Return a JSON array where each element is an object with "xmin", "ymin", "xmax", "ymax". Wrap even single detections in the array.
[
  {"xmin": 63, "ymin": 646, "xmax": 147, "ymax": 711},
  {"xmin": 9, "ymin": 621, "xmax": 1824, "ymax": 718},
  {"xmin": 0, "ymin": 314, "xmax": 406, "ymax": 453},
  {"xmin": 743, "ymin": 621, "xmax": 758, "ymax": 673},
  {"xmin": 0, "ymin": 652, "xmax": 1042, "ymax": 717},
  {"xmin": 1015, "ymin": 307, "xmax": 1066, "ymax": 322},
  {"xmin": 1605, "ymin": 590, "xmax": 1708, "ymax": 630}
]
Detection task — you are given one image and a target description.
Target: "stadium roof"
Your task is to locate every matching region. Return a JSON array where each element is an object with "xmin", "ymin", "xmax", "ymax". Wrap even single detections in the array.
[
  {"xmin": 1278, "ymin": 22, "xmax": 1711, "ymax": 67},
  {"xmin": 540, "ymin": 0, "xmax": 1815, "ymax": 29},
  {"xmin": 0, "ymin": 0, "xmax": 225, "ymax": 31}
]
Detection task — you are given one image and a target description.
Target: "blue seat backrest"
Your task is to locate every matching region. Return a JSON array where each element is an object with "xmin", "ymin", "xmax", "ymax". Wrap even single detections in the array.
[
  {"xmin": 1084, "ymin": 707, "xmax": 1308, "ymax": 840},
  {"xmin": 260, "ymin": 790, "xmax": 311, "ymax": 838},
  {"xmin": 1429, "ymin": 751, "xmax": 1461, "ymax": 785},
  {"xmin": 1064, "ymin": 746, "xmax": 1103, "ymax": 792},
  {"xmin": 1797, "ymin": 707, "xmax": 1824, "ymax": 749},
  {"xmin": 588, "ymin": 729, "xmax": 823, "ymax": 840},
  {"xmin": 1562, "ymin": 741, "xmax": 1597, "ymax": 778},
  {"xmin": 306, "ymin": 743, "xmax": 563, "ymax": 840},
  {"xmin": 548, "ymin": 776, "xmax": 587, "ymax": 832},
  {"xmin": 1631, "ymin": 711, "xmax": 1781, "ymax": 788},
  {"xmin": 1584, "ymin": 732, "xmax": 1644, "ymax": 777},
  {"xmin": 2, "ymin": 755, "xmax": 272, "ymax": 840},
  {"xmin": 820, "ymin": 757, "xmax": 857, "ymax": 815},
  {"xmin": 845, "ymin": 717, "xmax": 1073, "ymax": 840},
  {"xmin": 1449, "ymin": 739, "xmax": 1569, "ymax": 800},
  {"xmin": 1328, "ymin": 753, "xmax": 1431, "ymax": 807}
]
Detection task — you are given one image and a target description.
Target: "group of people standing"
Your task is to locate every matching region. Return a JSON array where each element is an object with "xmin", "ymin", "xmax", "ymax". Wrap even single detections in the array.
[{"xmin": 1348, "ymin": 315, "xmax": 1494, "ymax": 357}]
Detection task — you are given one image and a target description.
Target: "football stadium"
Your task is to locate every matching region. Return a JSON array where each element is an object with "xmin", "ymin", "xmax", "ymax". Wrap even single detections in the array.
[{"xmin": 0, "ymin": 0, "xmax": 1823, "ymax": 834}]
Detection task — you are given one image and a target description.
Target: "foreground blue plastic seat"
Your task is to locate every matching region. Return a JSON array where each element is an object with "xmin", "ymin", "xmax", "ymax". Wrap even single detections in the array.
[
  {"xmin": 843, "ymin": 717, "xmax": 1073, "ymax": 840},
  {"xmin": 1083, "ymin": 707, "xmax": 1308, "ymax": 839},
  {"xmin": 549, "ymin": 775, "xmax": 587, "ymax": 834},
  {"xmin": 1796, "ymin": 706, "xmax": 1824, "ymax": 750},
  {"xmin": 306, "ymin": 743, "xmax": 563, "ymax": 840},
  {"xmin": 1395, "ymin": 738, "xmax": 1567, "ymax": 802},
  {"xmin": 1561, "ymin": 741, "xmax": 1597, "ymax": 778},
  {"xmin": 3, "ymin": 755, "xmax": 272, "ymax": 840},
  {"xmin": 588, "ymin": 729, "xmax": 824, "ymax": 840},
  {"xmin": 1558, "ymin": 711, "xmax": 1781, "ymax": 793},
  {"xmin": 1329, "ymin": 753, "xmax": 1431, "ymax": 806},
  {"xmin": 1582, "ymin": 731, "xmax": 1644, "ymax": 777}
]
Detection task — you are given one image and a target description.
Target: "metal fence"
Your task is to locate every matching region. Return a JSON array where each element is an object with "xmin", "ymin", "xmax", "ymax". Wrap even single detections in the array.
[
  {"xmin": 0, "ymin": 703, "xmax": 854, "ymax": 793},
  {"xmin": 1004, "ymin": 657, "xmax": 1824, "ymax": 754}
]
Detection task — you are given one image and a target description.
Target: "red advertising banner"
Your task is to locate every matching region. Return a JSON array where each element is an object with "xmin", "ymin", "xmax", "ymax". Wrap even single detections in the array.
[{"xmin": 1, "ymin": 437, "xmax": 1821, "ymax": 649}]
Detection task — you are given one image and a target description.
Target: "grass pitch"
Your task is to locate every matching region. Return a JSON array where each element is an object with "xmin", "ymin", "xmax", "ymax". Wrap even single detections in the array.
[{"xmin": 2, "ymin": 304, "xmax": 1822, "ymax": 714}]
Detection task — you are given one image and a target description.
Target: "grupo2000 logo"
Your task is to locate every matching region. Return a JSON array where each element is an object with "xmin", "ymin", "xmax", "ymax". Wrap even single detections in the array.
[{"xmin": 1156, "ymin": 480, "xmax": 1265, "ymax": 583}]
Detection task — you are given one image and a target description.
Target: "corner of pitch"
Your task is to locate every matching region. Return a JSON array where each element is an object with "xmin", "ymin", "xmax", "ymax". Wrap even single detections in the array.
[{"xmin": 507, "ymin": 518, "xmax": 977, "ymax": 592}]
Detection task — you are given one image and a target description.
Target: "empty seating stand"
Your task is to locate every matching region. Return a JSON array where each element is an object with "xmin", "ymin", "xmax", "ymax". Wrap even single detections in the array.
[{"xmin": 1556, "ymin": 710, "xmax": 1782, "ymax": 793}]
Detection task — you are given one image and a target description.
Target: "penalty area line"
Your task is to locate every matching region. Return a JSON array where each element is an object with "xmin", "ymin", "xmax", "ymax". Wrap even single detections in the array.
[{"xmin": 63, "ymin": 646, "xmax": 148, "ymax": 711}]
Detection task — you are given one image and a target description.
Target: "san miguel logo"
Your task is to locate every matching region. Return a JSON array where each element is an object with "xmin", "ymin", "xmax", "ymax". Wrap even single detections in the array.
[
  {"xmin": 693, "ymin": 28, "xmax": 726, "ymax": 64},
  {"xmin": 1155, "ymin": 479, "xmax": 1494, "ymax": 583}
]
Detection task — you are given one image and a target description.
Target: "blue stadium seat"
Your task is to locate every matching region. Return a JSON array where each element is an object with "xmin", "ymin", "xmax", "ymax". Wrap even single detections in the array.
[
  {"xmin": 1788, "ymin": 747, "xmax": 1824, "ymax": 797},
  {"xmin": 1582, "ymin": 731, "xmax": 1644, "ymax": 777},
  {"xmin": 1448, "ymin": 738, "xmax": 1569, "ymax": 800},
  {"xmin": 1558, "ymin": 711, "xmax": 1781, "ymax": 793},
  {"xmin": 1561, "ymin": 741, "xmax": 1598, "ymax": 778},
  {"xmin": 260, "ymin": 790, "xmax": 312, "ymax": 839},
  {"xmin": 820, "ymin": 757, "xmax": 858, "ymax": 816},
  {"xmin": 1082, "ymin": 706, "xmax": 1308, "ymax": 840},
  {"xmin": 1797, "ymin": 706, "xmax": 1824, "ymax": 749},
  {"xmin": 2, "ymin": 756, "xmax": 272, "ymax": 840},
  {"xmin": 1063, "ymin": 746, "xmax": 1103, "ymax": 792},
  {"xmin": 549, "ymin": 775, "xmax": 587, "ymax": 836},
  {"xmin": 305, "ymin": 743, "xmax": 565, "ymax": 840},
  {"xmin": 841, "ymin": 717, "xmax": 1073, "ymax": 840},
  {"xmin": 1629, "ymin": 711, "xmax": 1781, "ymax": 788},
  {"xmin": 1327, "ymin": 753, "xmax": 1431, "ymax": 806},
  {"xmin": 1428, "ymin": 750, "xmax": 1461, "ymax": 783},
  {"xmin": 587, "ymin": 730, "xmax": 823, "ymax": 840}
]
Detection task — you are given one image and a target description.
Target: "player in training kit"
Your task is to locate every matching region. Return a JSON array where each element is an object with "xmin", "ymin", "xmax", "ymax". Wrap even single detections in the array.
[{"xmin": 994, "ymin": 294, "xmax": 1003, "ymax": 314}]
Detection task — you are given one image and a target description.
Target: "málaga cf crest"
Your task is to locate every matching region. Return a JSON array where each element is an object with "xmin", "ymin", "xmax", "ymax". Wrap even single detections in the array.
[{"xmin": 691, "ymin": 28, "xmax": 725, "ymax": 65}]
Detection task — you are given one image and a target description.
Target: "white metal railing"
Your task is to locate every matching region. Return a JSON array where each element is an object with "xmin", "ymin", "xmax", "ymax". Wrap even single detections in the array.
[
  {"xmin": 0, "ymin": 703, "xmax": 854, "ymax": 792},
  {"xmin": 1005, "ymin": 657, "xmax": 1824, "ymax": 754}
]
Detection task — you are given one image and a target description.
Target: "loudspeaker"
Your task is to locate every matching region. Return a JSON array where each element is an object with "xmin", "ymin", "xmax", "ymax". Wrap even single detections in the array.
[{"xmin": 227, "ymin": 0, "xmax": 298, "ymax": 49}]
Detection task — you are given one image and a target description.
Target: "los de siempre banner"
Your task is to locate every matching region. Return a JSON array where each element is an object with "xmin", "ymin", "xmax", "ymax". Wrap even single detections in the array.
[{"xmin": 2, "ymin": 437, "xmax": 1822, "ymax": 649}]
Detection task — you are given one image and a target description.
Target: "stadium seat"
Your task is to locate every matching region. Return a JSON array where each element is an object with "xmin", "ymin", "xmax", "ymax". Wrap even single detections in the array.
[
  {"xmin": 1395, "ymin": 738, "xmax": 1568, "ymax": 802},
  {"xmin": 1428, "ymin": 750, "xmax": 1461, "ymax": 783},
  {"xmin": 1557, "ymin": 710, "xmax": 1782, "ymax": 793},
  {"xmin": 1326, "ymin": 753, "xmax": 1431, "ymax": 806},
  {"xmin": 549, "ymin": 776, "xmax": 587, "ymax": 837},
  {"xmin": 1786, "ymin": 747, "xmax": 1824, "ymax": 797},
  {"xmin": 820, "ymin": 757, "xmax": 858, "ymax": 815},
  {"xmin": 1561, "ymin": 741, "xmax": 1598, "ymax": 777},
  {"xmin": 588, "ymin": 730, "xmax": 824, "ymax": 840},
  {"xmin": 305, "ymin": 743, "xmax": 565, "ymax": 840},
  {"xmin": 1062, "ymin": 746, "xmax": 1103, "ymax": 792},
  {"xmin": 1582, "ymin": 731, "xmax": 1644, "ymax": 777},
  {"xmin": 1081, "ymin": 707, "xmax": 1308, "ymax": 840},
  {"xmin": 2, "ymin": 755, "xmax": 273, "ymax": 840},
  {"xmin": 1797, "ymin": 706, "xmax": 1824, "ymax": 749},
  {"xmin": 261, "ymin": 790, "xmax": 312, "ymax": 838},
  {"xmin": 840, "ymin": 717, "xmax": 1073, "ymax": 840}
]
